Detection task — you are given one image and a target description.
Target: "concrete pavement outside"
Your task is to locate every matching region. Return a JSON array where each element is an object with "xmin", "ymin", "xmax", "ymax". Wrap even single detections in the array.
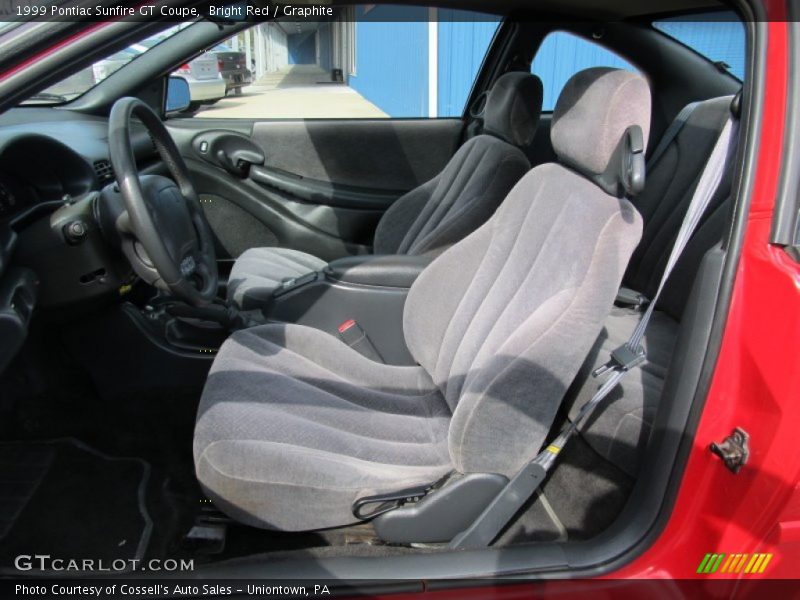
[{"xmin": 195, "ymin": 65, "xmax": 388, "ymax": 119}]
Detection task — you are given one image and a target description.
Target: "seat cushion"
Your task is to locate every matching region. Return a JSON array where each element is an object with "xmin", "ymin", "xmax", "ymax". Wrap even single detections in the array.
[
  {"xmin": 194, "ymin": 323, "xmax": 452, "ymax": 531},
  {"xmin": 565, "ymin": 306, "xmax": 679, "ymax": 476},
  {"xmin": 226, "ymin": 247, "xmax": 327, "ymax": 310}
]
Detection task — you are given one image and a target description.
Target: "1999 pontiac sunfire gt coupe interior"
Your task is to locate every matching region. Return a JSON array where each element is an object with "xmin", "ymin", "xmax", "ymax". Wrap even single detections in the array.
[{"xmin": 0, "ymin": 0, "xmax": 795, "ymax": 586}]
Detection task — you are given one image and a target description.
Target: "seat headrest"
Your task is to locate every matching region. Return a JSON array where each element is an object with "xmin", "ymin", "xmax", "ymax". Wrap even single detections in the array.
[
  {"xmin": 551, "ymin": 67, "xmax": 652, "ymax": 196},
  {"xmin": 483, "ymin": 72, "xmax": 544, "ymax": 148}
]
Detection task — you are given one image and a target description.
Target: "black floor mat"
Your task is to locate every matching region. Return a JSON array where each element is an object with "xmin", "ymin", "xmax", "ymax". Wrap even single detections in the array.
[
  {"xmin": 498, "ymin": 435, "xmax": 634, "ymax": 545},
  {"xmin": 0, "ymin": 439, "xmax": 151, "ymax": 572}
]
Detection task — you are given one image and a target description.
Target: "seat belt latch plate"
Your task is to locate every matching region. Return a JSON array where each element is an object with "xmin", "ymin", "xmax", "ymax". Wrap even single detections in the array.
[{"xmin": 593, "ymin": 344, "xmax": 646, "ymax": 377}]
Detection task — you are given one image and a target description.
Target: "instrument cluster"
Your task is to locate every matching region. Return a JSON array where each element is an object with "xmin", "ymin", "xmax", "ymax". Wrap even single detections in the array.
[{"xmin": 0, "ymin": 176, "xmax": 25, "ymax": 222}]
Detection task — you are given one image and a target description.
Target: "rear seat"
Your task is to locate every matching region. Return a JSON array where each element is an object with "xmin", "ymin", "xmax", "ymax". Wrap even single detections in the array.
[{"xmin": 564, "ymin": 94, "xmax": 736, "ymax": 477}]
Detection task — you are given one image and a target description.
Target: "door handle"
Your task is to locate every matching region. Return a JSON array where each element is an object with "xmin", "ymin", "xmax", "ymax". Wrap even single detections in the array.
[
  {"xmin": 215, "ymin": 147, "xmax": 264, "ymax": 177},
  {"xmin": 192, "ymin": 131, "xmax": 265, "ymax": 177}
]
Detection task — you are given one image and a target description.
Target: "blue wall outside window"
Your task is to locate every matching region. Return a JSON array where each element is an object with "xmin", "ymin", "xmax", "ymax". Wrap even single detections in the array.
[
  {"xmin": 348, "ymin": 9, "xmax": 744, "ymax": 118},
  {"xmin": 348, "ymin": 6, "xmax": 498, "ymax": 117},
  {"xmin": 654, "ymin": 13, "xmax": 746, "ymax": 80},
  {"xmin": 437, "ymin": 11, "xmax": 500, "ymax": 117},
  {"xmin": 532, "ymin": 32, "xmax": 635, "ymax": 111},
  {"xmin": 348, "ymin": 5, "xmax": 430, "ymax": 117}
]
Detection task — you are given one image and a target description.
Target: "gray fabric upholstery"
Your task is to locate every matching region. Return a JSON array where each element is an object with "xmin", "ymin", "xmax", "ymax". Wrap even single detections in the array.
[
  {"xmin": 195, "ymin": 67, "xmax": 649, "ymax": 531},
  {"xmin": 226, "ymin": 74, "xmax": 541, "ymax": 308},
  {"xmin": 552, "ymin": 67, "xmax": 651, "ymax": 180},
  {"xmin": 404, "ymin": 163, "xmax": 643, "ymax": 475},
  {"xmin": 483, "ymin": 71, "xmax": 544, "ymax": 148},
  {"xmin": 227, "ymin": 247, "xmax": 326, "ymax": 310},
  {"xmin": 195, "ymin": 323, "xmax": 452, "ymax": 531},
  {"xmin": 373, "ymin": 135, "xmax": 530, "ymax": 255},
  {"xmin": 568, "ymin": 95, "xmax": 735, "ymax": 476}
]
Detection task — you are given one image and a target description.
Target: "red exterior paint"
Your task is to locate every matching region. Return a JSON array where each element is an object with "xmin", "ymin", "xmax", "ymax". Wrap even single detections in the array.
[{"xmin": 0, "ymin": 21, "xmax": 109, "ymax": 82}]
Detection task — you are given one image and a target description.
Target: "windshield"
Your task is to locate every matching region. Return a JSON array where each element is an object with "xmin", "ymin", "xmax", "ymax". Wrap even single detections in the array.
[{"xmin": 22, "ymin": 23, "xmax": 192, "ymax": 105}]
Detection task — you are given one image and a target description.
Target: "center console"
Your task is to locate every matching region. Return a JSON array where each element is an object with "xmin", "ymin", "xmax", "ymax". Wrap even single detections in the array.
[
  {"xmin": 265, "ymin": 254, "xmax": 432, "ymax": 365},
  {"xmin": 124, "ymin": 253, "xmax": 431, "ymax": 368}
]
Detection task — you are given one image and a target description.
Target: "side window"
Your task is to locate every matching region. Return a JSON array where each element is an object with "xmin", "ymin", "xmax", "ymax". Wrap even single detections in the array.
[
  {"xmin": 183, "ymin": 6, "xmax": 499, "ymax": 119},
  {"xmin": 531, "ymin": 31, "xmax": 635, "ymax": 111},
  {"xmin": 653, "ymin": 12, "xmax": 745, "ymax": 80}
]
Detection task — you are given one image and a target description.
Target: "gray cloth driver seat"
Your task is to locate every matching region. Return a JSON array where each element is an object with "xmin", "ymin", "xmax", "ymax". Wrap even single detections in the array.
[
  {"xmin": 227, "ymin": 71, "xmax": 543, "ymax": 309},
  {"xmin": 194, "ymin": 67, "xmax": 650, "ymax": 531}
]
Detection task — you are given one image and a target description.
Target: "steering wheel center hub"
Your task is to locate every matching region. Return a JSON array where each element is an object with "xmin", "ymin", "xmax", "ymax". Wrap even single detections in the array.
[{"xmin": 107, "ymin": 97, "xmax": 218, "ymax": 305}]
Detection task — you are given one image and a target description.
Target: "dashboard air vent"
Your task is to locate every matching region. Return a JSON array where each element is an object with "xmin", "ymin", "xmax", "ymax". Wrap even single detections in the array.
[{"xmin": 93, "ymin": 160, "xmax": 115, "ymax": 184}]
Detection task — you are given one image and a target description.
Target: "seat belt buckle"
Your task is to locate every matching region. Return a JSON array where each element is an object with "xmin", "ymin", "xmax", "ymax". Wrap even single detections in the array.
[
  {"xmin": 338, "ymin": 319, "xmax": 384, "ymax": 363},
  {"xmin": 592, "ymin": 343, "xmax": 646, "ymax": 377}
]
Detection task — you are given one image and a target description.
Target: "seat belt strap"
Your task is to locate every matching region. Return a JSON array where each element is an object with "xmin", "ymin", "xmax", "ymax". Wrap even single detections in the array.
[
  {"xmin": 450, "ymin": 115, "xmax": 738, "ymax": 551},
  {"xmin": 647, "ymin": 101, "xmax": 700, "ymax": 168}
]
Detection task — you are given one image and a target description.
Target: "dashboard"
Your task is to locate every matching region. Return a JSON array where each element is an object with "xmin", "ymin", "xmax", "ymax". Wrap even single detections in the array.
[
  {"xmin": 0, "ymin": 106, "xmax": 162, "ymax": 374},
  {"xmin": 0, "ymin": 106, "xmax": 163, "ymax": 313},
  {"xmin": 0, "ymin": 179, "xmax": 17, "ymax": 220},
  {"xmin": 0, "ymin": 107, "xmax": 157, "ymax": 224},
  {"xmin": 0, "ymin": 136, "xmax": 95, "ymax": 222}
]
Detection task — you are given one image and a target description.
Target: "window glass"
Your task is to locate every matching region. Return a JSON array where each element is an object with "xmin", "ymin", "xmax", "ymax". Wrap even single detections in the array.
[
  {"xmin": 25, "ymin": 24, "xmax": 191, "ymax": 104},
  {"xmin": 531, "ymin": 31, "xmax": 636, "ymax": 111},
  {"xmin": 28, "ymin": 6, "xmax": 499, "ymax": 118},
  {"xmin": 653, "ymin": 12, "xmax": 745, "ymax": 80},
  {"xmin": 193, "ymin": 6, "xmax": 498, "ymax": 118},
  {"xmin": 343, "ymin": 7, "xmax": 500, "ymax": 118}
]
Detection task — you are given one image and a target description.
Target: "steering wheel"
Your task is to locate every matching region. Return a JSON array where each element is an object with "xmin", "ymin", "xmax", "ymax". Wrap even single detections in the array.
[{"xmin": 108, "ymin": 97, "xmax": 218, "ymax": 306}]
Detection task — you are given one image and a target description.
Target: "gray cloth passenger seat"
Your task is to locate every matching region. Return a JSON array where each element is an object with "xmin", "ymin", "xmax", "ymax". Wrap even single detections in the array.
[
  {"xmin": 226, "ymin": 71, "xmax": 543, "ymax": 309},
  {"xmin": 565, "ymin": 95, "xmax": 736, "ymax": 477},
  {"xmin": 193, "ymin": 68, "xmax": 649, "ymax": 531}
]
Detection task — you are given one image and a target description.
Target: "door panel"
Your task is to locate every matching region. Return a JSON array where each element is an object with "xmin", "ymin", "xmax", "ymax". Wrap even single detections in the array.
[
  {"xmin": 183, "ymin": 160, "xmax": 383, "ymax": 262},
  {"xmin": 250, "ymin": 119, "xmax": 462, "ymax": 190},
  {"xmin": 166, "ymin": 118, "xmax": 463, "ymax": 261},
  {"xmin": 248, "ymin": 165, "xmax": 405, "ymax": 210}
]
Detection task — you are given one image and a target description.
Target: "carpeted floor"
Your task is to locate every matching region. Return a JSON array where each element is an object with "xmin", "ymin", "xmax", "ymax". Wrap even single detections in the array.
[
  {"xmin": 499, "ymin": 434, "xmax": 634, "ymax": 545},
  {"xmin": 0, "ymin": 439, "xmax": 151, "ymax": 572}
]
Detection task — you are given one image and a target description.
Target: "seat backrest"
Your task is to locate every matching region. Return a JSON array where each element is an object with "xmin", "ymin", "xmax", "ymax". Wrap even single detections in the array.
[
  {"xmin": 403, "ymin": 67, "xmax": 650, "ymax": 477},
  {"xmin": 373, "ymin": 72, "xmax": 543, "ymax": 256},
  {"xmin": 624, "ymin": 95, "xmax": 735, "ymax": 320}
]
